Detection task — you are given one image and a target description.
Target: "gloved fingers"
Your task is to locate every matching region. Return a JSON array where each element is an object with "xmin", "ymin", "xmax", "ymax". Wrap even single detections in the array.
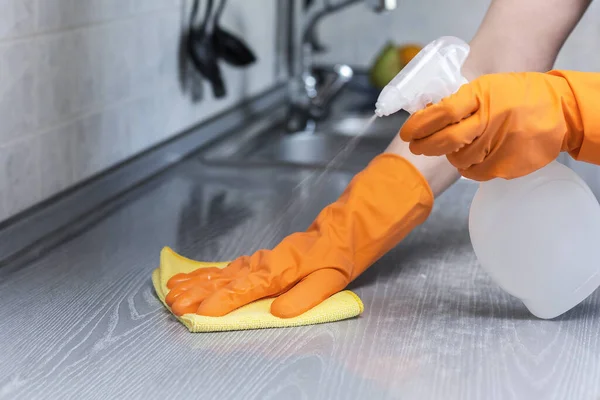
[
  {"xmin": 169, "ymin": 285, "xmax": 222, "ymax": 316},
  {"xmin": 188, "ymin": 266, "xmax": 225, "ymax": 278},
  {"xmin": 453, "ymin": 138, "xmax": 520, "ymax": 181},
  {"xmin": 190, "ymin": 256, "xmax": 249, "ymax": 278},
  {"xmin": 438, "ymin": 117, "xmax": 493, "ymax": 169},
  {"xmin": 165, "ymin": 283, "xmax": 190, "ymax": 306},
  {"xmin": 457, "ymin": 150, "xmax": 538, "ymax": 181},
  {"xmin": 166, "ymin": 267, "xmax": 230, "ymax": 290},
  {"xmin": 195, "ymin": 271, "xmax": 280, "ymax": 317},
  {"xmin": 450, "ymin": 128, "xmax": 545, "ymax": 181},
  {"xmin": 166, "ymin": 255, "xmax": 250, "ymax": 290},
  {"xmin": 270, "ymin": 268, "xmax": 348, "ymax": 318},
  {"xmin": 166, "ymin": 272, "xmax": 195, "ymax": 289},
  {"xmin": 165, "ymin": 257, "xmax": 252, "ymax": 312},
  {"xmin": 409, "ymin": 112, "xmax": 485, "ymax": 156},
  {"xmin": 166, "ymin": 272, "xmax": 229, "ymax": 301},
  {"xmin": 169, "ymin": 297, "xmax": 200, "ymax": 316},
  {"xmin": 457, "ymin": 165, "xmax": 496, "ymax": 182},
  {"xmin": 399, "ymin": 84, "xmax": 480, "ymax": 142}
]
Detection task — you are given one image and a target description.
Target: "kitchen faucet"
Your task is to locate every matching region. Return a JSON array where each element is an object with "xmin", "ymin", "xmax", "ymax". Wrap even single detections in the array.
[{"xmin": 286, "ymin": 0, "xmax": 397, "ymax": 132}]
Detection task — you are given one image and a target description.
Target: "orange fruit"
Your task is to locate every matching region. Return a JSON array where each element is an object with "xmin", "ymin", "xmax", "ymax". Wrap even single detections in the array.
[
  {"xmin": 398, "ymin": 44, "xmax": 422, "ymax": 67},
  {"xmin": 368, "ymin": 43, "xmax": 424, "ymax": 89}
]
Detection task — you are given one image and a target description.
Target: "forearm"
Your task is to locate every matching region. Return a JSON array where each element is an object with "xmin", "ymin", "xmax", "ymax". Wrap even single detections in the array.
[
  {"xmin": 463, "ymin": 0, "xmax": 591, "ymax": 77},
  {"xmin": 386, "ymin": 0, "xmax": 590, "ymax": 194},
  {"xmin": 385, "ymin": 139, "xmax": 459, "ymax": 197}
]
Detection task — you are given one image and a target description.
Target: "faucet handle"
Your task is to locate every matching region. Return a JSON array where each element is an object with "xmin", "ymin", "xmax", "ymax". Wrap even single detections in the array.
[
  {"xmin": 365, "ymin": 0, "xmax": 397, "ymax": 12},
  {"xmin": 312, "ymin": 64, "xmax": 354, "ymax": 108},
  {"xmin": 286, "ymin": 64, "xmax": 353, "ymax": 133}
]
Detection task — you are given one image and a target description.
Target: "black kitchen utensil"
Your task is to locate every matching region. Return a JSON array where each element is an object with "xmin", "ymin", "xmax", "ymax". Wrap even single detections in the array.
[
  {"xmin": 212, "ymin": 0, "xmax": 257, "ymax": 67},
  {"xmin": 187, "ymin": 0, "xmax": 226, "ymax": 98},
  {"xmin": 178, "ymin": 6, "xmax": 204, "ymax": 103}
]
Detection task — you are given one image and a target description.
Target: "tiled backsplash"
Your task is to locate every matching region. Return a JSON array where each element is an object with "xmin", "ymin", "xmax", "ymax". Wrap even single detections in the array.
[
  {"xmin": 0, "ymin": 0, "xmax": 279, "ymax": 221},
  {"xmin": 5, "ymin": 1, "xmax": 600, "ymax": 223},
  {"xmin": 314, "ymin": 0, "xmax": 600, "ymax": 72}
]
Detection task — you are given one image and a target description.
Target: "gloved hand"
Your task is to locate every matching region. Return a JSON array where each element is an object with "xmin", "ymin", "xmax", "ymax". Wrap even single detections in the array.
[
  {"xmin": 165, "ymin": 153, "xmax": 434, "ymax": 318},
  {"xmin": 399, "ymin": 71, "xmax": 600, "ymax": 180}
]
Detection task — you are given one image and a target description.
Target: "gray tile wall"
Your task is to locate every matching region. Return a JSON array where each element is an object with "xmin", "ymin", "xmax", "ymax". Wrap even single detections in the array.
[
  {"xmin": 7, "ymin": 1, "xmax": 599, "ymax": 223},
  {"xmin": 314, "ymin": 0, "xmax": 600, "ymax": 72},
  {"xmin": 0, "ymin": 0, "xmax": 279, "ymax": 221}
]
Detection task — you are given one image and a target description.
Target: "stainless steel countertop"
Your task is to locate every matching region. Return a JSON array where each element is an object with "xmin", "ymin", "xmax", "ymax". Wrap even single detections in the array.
[{"xmin": 1, "ymin": 155, "xmax": 600, "ymax": 399}]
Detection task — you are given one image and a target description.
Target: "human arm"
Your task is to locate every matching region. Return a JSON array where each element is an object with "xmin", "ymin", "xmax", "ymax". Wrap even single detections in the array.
[
  {"xmin": 464, "ymin": 0, "xmax": 592, "ymax": 76},
  {"xmin": 164, "ymin": 0, "xmax": 590, "ymax": 318},
  {"xmin": 389, "ymin": 0, "xmax": 592, "ymax": 182},
  {"xmin": 399, "ymin": 0, "xmax": 597, "ymax": 180}
]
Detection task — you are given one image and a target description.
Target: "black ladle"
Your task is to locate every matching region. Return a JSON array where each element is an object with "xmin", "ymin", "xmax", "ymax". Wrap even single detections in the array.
[
  {"xmin": 212, "ymin": 0, "xmax": 257, "ymax": 67},
  {"xmin": 187, "ymin": 0, "xmax": 226, "ymax": 98}
]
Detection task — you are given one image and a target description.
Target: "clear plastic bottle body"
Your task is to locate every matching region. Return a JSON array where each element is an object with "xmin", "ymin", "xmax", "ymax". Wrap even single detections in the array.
[
  {"xmin": 469, "ymin": 161, "xmax": 600, "ymax": 318},
  {"xmin": 377, "ymin": 36, "xmax": 600, "ymax": 318}
]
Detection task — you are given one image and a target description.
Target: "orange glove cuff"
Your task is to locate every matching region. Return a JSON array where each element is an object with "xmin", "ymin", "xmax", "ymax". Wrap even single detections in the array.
[
  {"xmin": 343, "ymin": 152, "xmax": 434, "ymax": 274},
  {"xmin": 372, "ymin": 153, "xmax": 435, "ymax": 206},
  {"xmin": 550, "ymin": 70, "xmax": 600, "ymax": 165},
  {"xmin": 360, "ymin": 152, "xmax": 435, "ymax": 227}
]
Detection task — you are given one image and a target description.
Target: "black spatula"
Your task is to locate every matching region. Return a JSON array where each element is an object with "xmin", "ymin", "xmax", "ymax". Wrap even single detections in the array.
[
  {"xmin": 187, "ymin": 0, "xmax": 226, "ymax": 98},
  {"xmin": 212, "ymin": 0, "xmax": 257, "ymax": 67}
]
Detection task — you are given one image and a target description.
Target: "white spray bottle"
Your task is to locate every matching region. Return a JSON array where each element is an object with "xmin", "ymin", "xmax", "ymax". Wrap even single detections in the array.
[{"xmin": 375, "ymin": 36, "xmax": 600, "ymax": 318}]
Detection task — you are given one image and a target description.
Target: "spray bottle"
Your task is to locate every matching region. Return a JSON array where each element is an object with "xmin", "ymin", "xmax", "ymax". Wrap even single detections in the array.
[{"xmin": 375, "ymin": 36, "xmax": 600, "ymax": 318}]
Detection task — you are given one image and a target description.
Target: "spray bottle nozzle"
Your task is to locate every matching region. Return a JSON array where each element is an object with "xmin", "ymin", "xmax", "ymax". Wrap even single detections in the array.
[{"xmin": 374, "ymin": 36, "xmax": 470, "ymax": 116}]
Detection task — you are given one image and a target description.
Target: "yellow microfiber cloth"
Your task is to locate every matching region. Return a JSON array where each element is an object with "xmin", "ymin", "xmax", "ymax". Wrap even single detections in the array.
[{"xmin": 152, "ymin": 247, "xmax": 364, "ymax": 332}]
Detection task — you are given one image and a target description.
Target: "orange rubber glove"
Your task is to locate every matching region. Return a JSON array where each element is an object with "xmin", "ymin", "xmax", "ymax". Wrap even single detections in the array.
[
  {"xmin": 399, "ymin": 71, "xmax": 600, "ymax": 180},
  {"xmin": 165, "ymin": 153, "xmax": 434, "ymax": 318}
]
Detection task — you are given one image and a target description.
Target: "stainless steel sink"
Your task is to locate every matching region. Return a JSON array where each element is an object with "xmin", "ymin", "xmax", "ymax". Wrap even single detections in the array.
[
  {"xmin": 319, "ymin": 111, "xmax": 407, "ymax": 138},
  {"xmin": 199, "ymin": 111, "xmax": 407, "ymax": 171},
  {"xmin": 198, "ymin": 73, "xmax": 409, "ymax": 170},
  {"xmin": 247, "ymin": 131, "xmax": 386, "ymax": 169}
]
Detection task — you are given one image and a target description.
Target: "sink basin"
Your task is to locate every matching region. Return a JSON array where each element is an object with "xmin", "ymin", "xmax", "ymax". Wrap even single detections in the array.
[
  {"xmin": 198, "ymin": 72, "xmax": 409, "ymax": 170},
  {"xmin": 318, "ymin": 111, "xmax": 408, "ymax": 138},
  {"xmin": 247, "ymin": 131, "xmax": 388, "ymax": 169},
  {"xmin": 199, "ymin": 113, "xmax": 401, "ymax": 171}
]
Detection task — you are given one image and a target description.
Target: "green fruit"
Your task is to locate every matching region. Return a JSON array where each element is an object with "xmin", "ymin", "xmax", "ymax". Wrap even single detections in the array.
[{"xmin": 369, "ymin": 42, "xmax": 402, "ymax": 89}]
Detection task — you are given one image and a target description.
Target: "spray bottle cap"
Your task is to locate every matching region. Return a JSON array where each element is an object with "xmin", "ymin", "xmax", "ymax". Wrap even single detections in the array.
[{"xmin": 374, "ymin": 36, "xmax": 470, "ymax": 116}]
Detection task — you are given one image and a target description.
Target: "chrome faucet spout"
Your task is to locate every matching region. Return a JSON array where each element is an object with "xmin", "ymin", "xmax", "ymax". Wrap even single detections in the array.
[{"xmin": 286, "ymin": 0, "xmax": 397, "ymax": 132}]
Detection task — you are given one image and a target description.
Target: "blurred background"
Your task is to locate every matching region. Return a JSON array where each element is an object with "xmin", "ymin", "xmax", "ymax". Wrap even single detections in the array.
[
  {"xmin": 1, "ymin": 0, "xmax": 600, "ymax": 222},
  {"xmin": 0, "ymin": 0, "xmax": 278, "ymax": 222}
]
